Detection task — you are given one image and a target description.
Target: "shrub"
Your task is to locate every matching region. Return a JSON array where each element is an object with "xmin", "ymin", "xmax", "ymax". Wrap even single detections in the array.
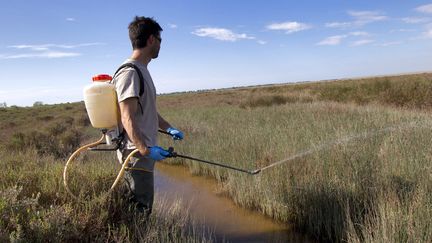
[
  {"xmin": 57, "ymin": 129, "xmax": 82, "ymax": 157},
  {"xmin": 47, "ymin": 123, "xmax": 68, "ymax": 136},
  {"xmin": 7, "ymin": 132, "xmax": 27, "ymax": 151},
  {"xmin": 6, "ymin": 124, "xmax": 83, "ymax": 159},
  {"xmin": 76, "ymin": 114, "xmax": 90, "ymax": 127},
  {"xmin": 240, "ymin": 95, "xmax": 298, "ymax": 108},
  {"xmin": 33, "ymin": 101, "xmax": 44, "ymax": 107},
  {"xmin": 0, "ymin": 186, "xmax": 40, "ymax": 242},
  {"xmin": 37, "ymin": 115, "xmax": 54, "ymax": 121}
]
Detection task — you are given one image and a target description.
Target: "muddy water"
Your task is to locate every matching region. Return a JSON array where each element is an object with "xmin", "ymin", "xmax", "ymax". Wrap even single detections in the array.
[{"xmin": 154, "ymin": 163, "xmax": 311, "ymax": 242}]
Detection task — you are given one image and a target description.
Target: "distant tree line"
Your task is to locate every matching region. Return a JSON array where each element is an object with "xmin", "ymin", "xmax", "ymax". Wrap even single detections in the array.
[
  {"xmin": 33, "ymin": 101, "xmax": 44, "ymax": 107},
  {"xmin": 0, "ymin": 101, "xmax": 47, "ymax": 108}
]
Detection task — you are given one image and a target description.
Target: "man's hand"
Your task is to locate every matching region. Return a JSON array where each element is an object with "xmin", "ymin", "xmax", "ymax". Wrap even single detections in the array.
[
  {"xmin": 147, "ymin": 146, "xmax": 170, "ymax": 161},
  {"xmin": 167, "ymin": 127, "xmax": 184, "ymax": 140}
]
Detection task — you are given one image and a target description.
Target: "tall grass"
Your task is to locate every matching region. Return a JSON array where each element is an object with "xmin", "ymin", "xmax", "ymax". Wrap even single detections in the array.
[
  {"xmin": 0, "ymin": 147, "xmax": 214, "ymax": 242},
  {"xmin": 313, "ymin": 74, "xmax": 432, "ymax": 108},
  {"xmin": 0, "ymin": 103, "xmax": 216, "ymax": 241},
  {"xmin": 159, "ymin": 101, "xmax": 432, "ymax": 242}
]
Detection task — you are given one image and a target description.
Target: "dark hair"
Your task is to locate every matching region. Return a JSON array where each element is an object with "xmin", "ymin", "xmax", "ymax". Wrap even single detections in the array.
[{"xmin": 128, "ymin": 16, "xmax": 163, "ymax": 50}]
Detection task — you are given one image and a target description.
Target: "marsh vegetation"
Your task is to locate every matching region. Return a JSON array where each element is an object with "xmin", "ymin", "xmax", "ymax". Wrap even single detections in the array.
[{"xmin": 1, "ymin": 73, "xmax": 432, "ymax": 242}]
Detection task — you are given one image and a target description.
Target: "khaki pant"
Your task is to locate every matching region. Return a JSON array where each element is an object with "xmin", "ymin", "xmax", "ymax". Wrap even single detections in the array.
[{"xmin": 117, "ymin": 149, "xmax": 155, "ymax": 216}]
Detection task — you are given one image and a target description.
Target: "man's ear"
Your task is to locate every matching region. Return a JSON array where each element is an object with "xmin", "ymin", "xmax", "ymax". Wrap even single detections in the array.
[{"xmin": 147, "ymin": 35, "xmax": 155, "ymax": 45}]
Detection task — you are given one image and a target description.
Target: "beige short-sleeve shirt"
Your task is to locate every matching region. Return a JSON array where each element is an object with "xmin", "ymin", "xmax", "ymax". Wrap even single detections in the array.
[{"xmin": 112, "ymin": 59, "xmax": 158, "ymax": 149}]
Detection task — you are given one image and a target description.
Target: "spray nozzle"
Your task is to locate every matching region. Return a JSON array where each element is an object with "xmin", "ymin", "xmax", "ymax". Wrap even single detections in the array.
[{"xmin": 250, "ymin": 169, "xmax": 261, "ymax": 175}]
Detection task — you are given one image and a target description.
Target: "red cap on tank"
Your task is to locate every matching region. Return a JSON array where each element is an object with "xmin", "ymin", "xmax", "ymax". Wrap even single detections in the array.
[{"xmin": 92, "ymin": 74, "xmax": 112, "ymax": 82}]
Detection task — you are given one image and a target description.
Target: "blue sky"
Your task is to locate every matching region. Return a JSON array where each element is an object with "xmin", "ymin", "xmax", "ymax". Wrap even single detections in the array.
[{"xmin": 1, "ymin": 0, "xmax": 432, "ymax": 106}]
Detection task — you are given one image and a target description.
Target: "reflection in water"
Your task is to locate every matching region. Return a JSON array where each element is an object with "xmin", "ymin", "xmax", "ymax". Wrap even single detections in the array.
[{"xmin": 154, "ymin": 163, "xmax": 311, "ymax": 242}]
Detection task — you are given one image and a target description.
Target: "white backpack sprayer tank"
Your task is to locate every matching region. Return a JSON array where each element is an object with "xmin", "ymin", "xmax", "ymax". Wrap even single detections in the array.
[
  {"xmin": 83, "ymin": 74, "xmax": 120, "ymax": 145},
  {"xmin": 63, "ymin": 73, "xmax": 150, "ymax": 201}
]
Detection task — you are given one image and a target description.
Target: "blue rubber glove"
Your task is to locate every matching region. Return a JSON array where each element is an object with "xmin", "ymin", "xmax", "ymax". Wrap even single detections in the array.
[
  {"xmin": 167, "ymin": 127, "xmax": 184, "ymax": 140},
  {"xmin": 147, "ymin": 146, "xmax": 170, "ymax": 161}
]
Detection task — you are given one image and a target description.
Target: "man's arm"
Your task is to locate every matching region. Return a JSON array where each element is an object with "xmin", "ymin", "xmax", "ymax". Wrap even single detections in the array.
[
  {"xmin": 158, "ymin": 113, "xmax": 184, "ymax": 140},
  {"xmin": 157, "ymin": 113, "xmax": 171, "ymax": 131},
  {"xmin": 119, "ymin": 97, "xmax": 149, "ymax": 156}
]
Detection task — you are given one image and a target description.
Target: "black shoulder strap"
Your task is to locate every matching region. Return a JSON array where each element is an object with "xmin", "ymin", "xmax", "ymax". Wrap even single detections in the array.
[{"xmin": 113, "ymin": 63, "xmax": 144, "ymax": 96}]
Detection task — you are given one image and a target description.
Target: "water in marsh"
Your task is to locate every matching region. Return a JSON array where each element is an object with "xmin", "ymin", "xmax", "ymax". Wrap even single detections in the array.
[{"xmin": 154, "ymin": 163, "xmax": 312, "ymax": 242}]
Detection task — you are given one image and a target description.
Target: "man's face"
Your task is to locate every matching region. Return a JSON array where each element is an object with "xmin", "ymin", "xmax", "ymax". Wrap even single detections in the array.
[{"xmin": 152, "ymin": 33, "xmax": 161, "ymax": 59}]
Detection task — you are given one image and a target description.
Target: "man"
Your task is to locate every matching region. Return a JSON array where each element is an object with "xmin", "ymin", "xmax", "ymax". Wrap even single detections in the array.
[{"xmin": 112, "ymin": 16, "xmax": 184, "ymax": 216}]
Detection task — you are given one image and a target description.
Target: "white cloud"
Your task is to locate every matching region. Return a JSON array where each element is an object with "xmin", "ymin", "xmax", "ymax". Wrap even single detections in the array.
[
  {"xmin": 425, "ymin": 25, "xmax": 432, "ymax": 38},
  {"xmin": 9, "ymin": 43, "xmax": 104, "ymax": 50},
  {"xmin": 325, "ymin": 22, "xmax": 352, "ymax": 28},
  {"xmin": 416, "ymin": 4, "xmax": 432, "ymax": 14},
  {"xmin": 317, "ymin": 35, "xmax": 347, "ymax": 45},
  {"xmin": 348, "ymin": 10, "xmax": 388, "ymax": 25},
  {"xmin": 1, "ymin": 43, "xmax": 104, "ymax": 59},
  {"xmin": 168, "ymin": 23, "xmax": 178, "ymax": 29},
  {"xmin": 419, "ymin": 23, "xmax": 432, "ymax": 38},
  {"xmin": 316, "ymin": 32, "xmax": 373, "ymax": 46},
  {"xmin": 351, "ymin": 39, "xmax": 374, "ymax": 46},
  {"xmin": 0, "ymin": 51, "xmax": 81, "ymax": 59},
  {"xmin": 349, "ymin": 31, "xmax": 369, "ymax": 36},
  {"xmin": 402, "ymin": 17, "xmax": 431, "ymax": 24},
  {"xmin": 192, "ymin": 28, "xmax": 255, "ymax": 41},
  {"xmin": 66, "ymin": 17, "xmax": 76, "ymax": 22},
  {"xmin": 257, "ymin": 40, "xmax": 267, "ymax": 45},
  {"xmin": 266, "ymin": 21, "xmax": 311, "ymax": 34},
  {"xmin": 390, "ymin": 28, "xmax": 416, "ymax": 33},
  {"xmin": 376, "ymin": 41, "xmax": 403, "ymax": 47},
  {"xmin": 326, "ymin": 10, "xmax": 388, "ymax": 29}
]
